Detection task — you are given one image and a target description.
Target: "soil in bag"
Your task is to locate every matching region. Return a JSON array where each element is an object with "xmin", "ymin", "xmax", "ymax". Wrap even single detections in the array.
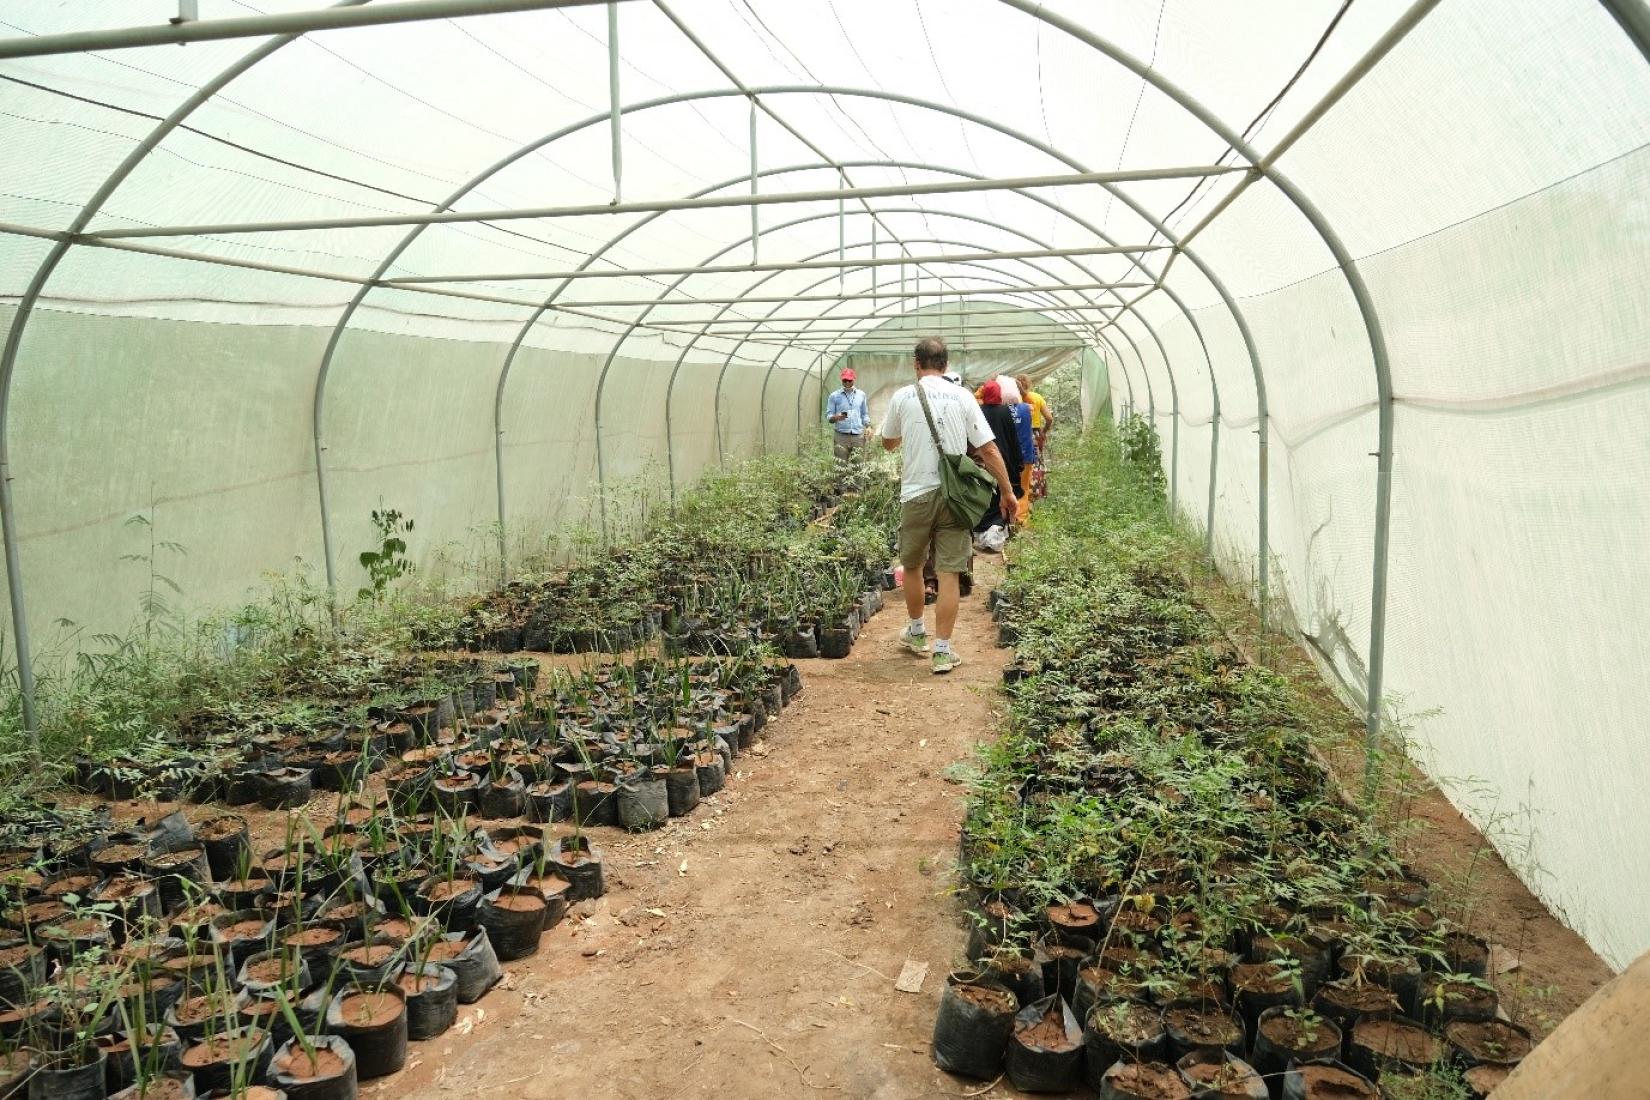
[
  {"xmin": 550, "ymin": 838, "xmax": 604, "ymax": 901},
  {"xmin": 1444, "ymin": 1019, "xmax": 1531, "ymax": 1069},
  {"xmin": 326, "ymin": 986, "xmax": 407, "ymax": 1080},
  {"xmin": 1004, "ymin": 994, "xmax": 1083, "ymax": 1093},
  {"xmin": 477, "ymin": 888, "xmax": 547, "ymax": 962},
  {"xmin": 1347, "ymin": 1017, "xmax": 1442, "ymax": 1081},
  {"xmin": 1280, "ymin": 1060, "xmax": 1379, "ymax": 1100},
  {"xmin": 268, "ymin": 1034, "xmax": 357, "ymax": 1100},
  {"xmin": 1175, "ymin": 1050, "xmax": 1267, "ymax": 1099},
  {"xmin": 930, "ymin": 975, "xmax": 1017, "ymax": 1080},
  {"xmin": 399, "ymin": 963, "xmax": 459, "ymax": 1041},
  {"xmin": 694, "ymin": 753, "xmax": 726, "ymax": 797},
  {"xmin": 617, "ymin": 775, "xmax": 669, "ymax": 831},
  {"xmin": 180, "ymin": 1027, "xmax": 272, "ymax": 1096},
  {"xmin": 26, "ymin": 1049, "xmax": 109, "ymax": 1100},
  {"xmin": 425, "ymin": 931, "xmax": 502, "ymax": 1004},
  {"xmin": 109, "ymin": 1070, "xmax": 194, "ymax": 1100},
  {"xmin": 664, "ymin": 767, "xmax": 700, "ymax": 817},
  {"xmin": 1100, "ymin": 1059, "xmax": 1192, "ymax": 1100},
  {"xmin": 1251, "ymin": 1006, "xmax": 1341, "ymax": 1082},
  {"xmin": 1084, "ymin": 1000, "xmax": 1168, "ymax": 1092}
]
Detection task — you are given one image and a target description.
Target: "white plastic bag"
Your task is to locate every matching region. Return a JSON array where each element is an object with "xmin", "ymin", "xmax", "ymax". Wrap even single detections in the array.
[{"xmin": 973, "ymin": 525, "xmax": 1008, "ymax": 553}]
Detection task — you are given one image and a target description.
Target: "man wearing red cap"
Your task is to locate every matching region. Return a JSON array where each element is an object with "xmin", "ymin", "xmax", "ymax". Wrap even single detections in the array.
[{"xmin": 826, "ymin": 367, "xmax": 870, "ymax": 463}]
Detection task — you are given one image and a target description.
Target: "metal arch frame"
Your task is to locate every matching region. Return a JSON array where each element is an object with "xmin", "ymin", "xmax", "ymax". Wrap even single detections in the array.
[
  {"xmin": 0, "ymin": 0, "xmax": 373, "ymax": 743},
  {"xmin": 607, "ymin": 229, "xmax": 1105, "ymax": 526},
  {"xmin": 286, "ymin": 84, "xmax": 1260, "ymax": 624},
  {"xmin": 998, "ymin": 0, "xmax": 1397, "ymax": 750},
  {"xmin": 715, "ymin": 224, "xmax": 1187, "ymax": 510},
  {"xmin": 477, "ymin": 152, "xmax": 1160, "ymax": 576}
]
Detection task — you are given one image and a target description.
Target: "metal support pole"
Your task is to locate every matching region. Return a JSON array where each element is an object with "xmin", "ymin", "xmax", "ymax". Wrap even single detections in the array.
[
  {"xmin": 90, "ymin": 166, "xmax": 1244, "ymax": 240},
  {"xmin": 0, "ymin": 0, "xmax": 632, "ymax": 60},
  {"xmin": 838, "ymin": 171, "xmax": 845, "ymax": 297},
  {"xmin": 749, "ymin": 100, "xmax": 759, "ymax": 266},
  {"xmin": 607, "ymin": 1, "xmax": 622, "ymax": 204}
]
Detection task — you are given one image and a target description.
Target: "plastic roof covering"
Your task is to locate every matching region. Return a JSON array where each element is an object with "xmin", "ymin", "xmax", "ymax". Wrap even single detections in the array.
[{"xmin": 1, "ymin": 0, "xmax": 1649, "ymax": 966}]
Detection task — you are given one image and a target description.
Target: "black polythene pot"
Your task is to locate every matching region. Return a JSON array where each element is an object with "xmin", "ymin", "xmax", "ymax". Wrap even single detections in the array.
[
  {"xmin": 477, "ymin": 888, "xmax": 547, "ymax": 962},
  {"xmin": 1250, "ymin": 1006, "xmax": 1341, "ymax": 1084},
  {"xmin": 103, "ymin": 1024, "xmax": 183, "ymax": 1095},
  {"xmin": 693, "ymin": 753, "xmax": 726, "ymax": 797},
  {"xmin": 325, "ymin": 984, "xmax": 407, "ymax": 1080},
  {"xmin": 478, "ymin": 771, "xmax": 526, "ymax": 820},
  {"xmin": 616, "ymin": 774, "xmax": 669, "ymax": 832},
  {"xmin": 413, "ymin": 875, "xmax": 483, "ymax": 934},
  {"xmin": 400, "ymin": 963, "xmax": 459, "ymax": 1041},
  {"xmin": 550, "ymin": 837, "xmax": 604, "ymax": 902},
  {"xmin": 267, "ymin": 1034, "xmax": 356, "ymax": 1100},
  {"xmin": 930, "ymin": 973, "xmax": 1017, "ymax": 1080},
  {"xmin": 1280, "ymin": 1060, "xmax": 1379, "ymax": 1100},
  {"xmin": 1003, "ymin": 994, "xmax": 1083, "ymax": 1094},
  {"xmin": 179, "ymin": 1027, "xmax": 272, "ymax": 1097},
  {"xmin": 257, "ymin": 769, "xmax": 314, "ymax": 811},
  {"xmin": 664, "ymin": 765, "xmax": 701, "ymax": 817},
  {"xmin": 1097, "ymin": 1059, "xmax": 1192, "ymax": 1100},
  {"xmin": 434, "ymin": 930, "xmax": 503, "ymax": 1005},
  {"xmin": 109, "ymin": 1070, "xmax": 196, "ymax": 1100},
  {"xmin": 1175, "ymin": 1049, "xmax": 1267, "ymax": 1099},
  {"xmin": 0, "ymin": 940, "xmax": 47, "ymax": 1006},
  {"xmin": 337, "ymin": 936, "xmax": 405, "ymax": 987},
  {"xmin": 1082, "ymin": 1000, "xmax": 1169, "ymax": 1092}
]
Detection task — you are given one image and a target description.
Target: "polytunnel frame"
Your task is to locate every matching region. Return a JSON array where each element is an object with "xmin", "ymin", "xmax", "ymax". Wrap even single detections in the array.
[{"xmin": 0, "ymin": 0, "xmax": 1601, "ymax": 770}]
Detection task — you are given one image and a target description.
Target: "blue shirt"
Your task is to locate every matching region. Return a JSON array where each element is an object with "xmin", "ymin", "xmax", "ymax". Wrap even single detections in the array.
[
  {"xmin": 826, "ymin": 387, "xmax": 869, "ymax": 434},
  {"xmin": 1011, "ymin": 403, "xmax": 1038, "ymax": 465}
]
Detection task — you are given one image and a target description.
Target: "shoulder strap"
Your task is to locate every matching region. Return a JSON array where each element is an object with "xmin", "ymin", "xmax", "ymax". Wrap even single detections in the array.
[{"xmin": 913, "ymin": 380, "xmax": 948, "ymax": 455}]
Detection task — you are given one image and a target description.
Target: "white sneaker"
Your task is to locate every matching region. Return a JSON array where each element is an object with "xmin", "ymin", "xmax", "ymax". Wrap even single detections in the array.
[{"xmin": 899, "ymin": 626, "xmax": 929, "ymax": 654}]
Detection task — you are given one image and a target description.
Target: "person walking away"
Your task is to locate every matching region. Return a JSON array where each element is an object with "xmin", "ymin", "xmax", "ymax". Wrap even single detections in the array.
[
  {"xmin": 826, "ymin": 368, "xmax": 870, "ymax": 463},
  {"xmin": 1017, "ymin": 373, "xmax": 1053, "ymax": 457},
  {"xmin": 975, "ymin": 380, "xmax": 1022, "ymax": 534},
  {"xmin": 998, "ymin": 377, "xmax": 1037, "ymax": 523},
  {"xmin": 882, "ymin": 338, "xmax": 1017, "ymax": 673},
  {"xmin": 1016, "ymin": 373, "xmax": 1052, "ymax": 499}
]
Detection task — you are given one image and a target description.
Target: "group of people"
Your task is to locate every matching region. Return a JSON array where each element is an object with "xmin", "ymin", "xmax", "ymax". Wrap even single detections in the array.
[{"xmin": 827, "ymin": 336, "xmax": 1053, "ymax": 674}]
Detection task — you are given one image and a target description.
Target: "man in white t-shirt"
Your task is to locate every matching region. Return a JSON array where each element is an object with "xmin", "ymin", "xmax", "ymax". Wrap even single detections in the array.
[{"xmin": 881, "ymin": 337, "xmax": 1017, "ymax": 673}]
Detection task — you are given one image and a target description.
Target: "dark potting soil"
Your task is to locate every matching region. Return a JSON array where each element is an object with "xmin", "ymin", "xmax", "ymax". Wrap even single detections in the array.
[
  {"xmin": 339, "ymin": 991, "xmax": 402, "ymax": 1028},
  {"xmin": 954, "ymin": 984, "xmax": 1017, "ymax": 1013},
  {"xmin": 96, "ymin": 875, "xmax": 155, "ymax": 899},
  {"xmin": 344, "ymin": 944, "xmax": 397, "ymax": 965},
  {"xmin": 1290, "ymin": 1063, "xmax": 1377, "ymax": 1098},
  {"xmin": 426, "ymin": 938, "xmax": 469, "ymax": 963},
  {"xmin": 1446, "ymin": 1020, "xmax": 1532, "ymax": 1063},
  {"xmin": 1260, "ymin": 1011, "xmax": 1329, "ymax": 1049},
  {"xmin": 427, "ymin": 878, "xmax": 479, "ymax": 902},
  {"xmin": 44, "ymin": 873, "xmax": 99, "ymax": 896},
  {"xmin": 1016, "ymin": 1001, "xmax": 1079, "ymax": 1052},
  {"xmin": 181, "ymin": 1031, "xmax": 265, "ymax": 1066},
  {"xmin": 1464, "ymin": 1064, "xmax": 1512, "ymax": 1096},
  {"xmin": 398, "ymin": 971, "xmax": 443, "ymax": 996},
  {"xmin": 490, "ymin": 892, "xmax": 545, "ymax": 913},
  {"xmin": 175, "ymin": 991, "xmax": 239, "ymax": 1024},
  {"xmin": 120, "ymin": 1078, "xmax": 191, "ymax": 1100},
  {"xmin": 0, "ymin": 944, "xmax": 36, "ymax": 967},
  {"xmin": 285, "ymin": 927, "xmax": 343, "ymax": 947},
  {"xmin": 1354, "ymin": 1018, "xmax": 1441, "ymax": 1064},
  {"xmin": 1047, "ymin": 900, "xmax": 1099, "ymax": 930},
  {"xmin": 163, "ymin": 953, "xmax": 220, "ymax": 975},
  {"xmin": 329, "ymin": 901, "xmax": 373, "ymax": 922},
  {"xmin": 1106, "ymin": 1061, "xmax": 1191, "ymax": 1100},
  {"xmin": 1232, "ymin": 961, "xmax": 1291, "ymax": 995},
  {"xmin": 1164, "ymin": 1005, "xmax": 1240, "ymax": 1045},
  {"xmin": 1091, "ymin": 1000, "xmax": 1162, "ymax": 1044},
  {"xmin": 96, "ymin": 842, "xmax": 147, "ymax": 864},
  {"xmin": 1318, "ymin": 979, "xmax": 1400, "ymax": 1015},
  {"xmin": 224, "ymin": 918, "xmax": 268, "ymax": 939},
  {"xmin": 1183, "ymin": 1059, "xmax": 1261, "ymax": 1095},
  {"xmin": 275, "ymin": 1046, "xmax": 349, "ymax": 1078}
]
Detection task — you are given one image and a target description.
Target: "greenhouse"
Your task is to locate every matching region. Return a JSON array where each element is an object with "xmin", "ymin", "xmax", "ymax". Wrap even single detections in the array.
[{"xmin": 0, "ymin": 0, "xmax": 1645, "ymax": 1096}]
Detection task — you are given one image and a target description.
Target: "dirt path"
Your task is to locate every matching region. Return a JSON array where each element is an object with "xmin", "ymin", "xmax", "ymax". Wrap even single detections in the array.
[{"xmin": 393, "ymin": 562, "xmax": 1009, "ymax": 1100}]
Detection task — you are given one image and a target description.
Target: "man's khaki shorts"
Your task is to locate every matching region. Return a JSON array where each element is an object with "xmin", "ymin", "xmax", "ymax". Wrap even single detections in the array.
[{"xmin": 899, "ymin": 489, "xmax": 970, "ymax": 574}]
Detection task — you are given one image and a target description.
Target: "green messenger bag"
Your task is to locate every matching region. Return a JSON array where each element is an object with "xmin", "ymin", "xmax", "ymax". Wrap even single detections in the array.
[{"xmin": 914, "ymin": 381, "xmax": 997, "ymax": 527}]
